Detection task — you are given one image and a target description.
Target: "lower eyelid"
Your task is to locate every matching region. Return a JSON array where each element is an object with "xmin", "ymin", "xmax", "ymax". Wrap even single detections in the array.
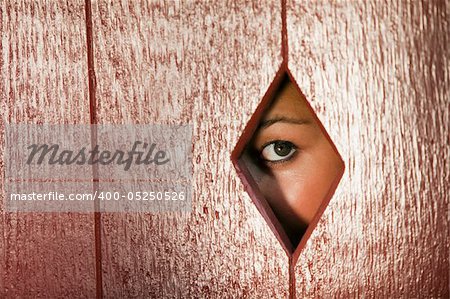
[{"xmin": 262, "ymin": 148, "xmax": 298, "ymax": 165}]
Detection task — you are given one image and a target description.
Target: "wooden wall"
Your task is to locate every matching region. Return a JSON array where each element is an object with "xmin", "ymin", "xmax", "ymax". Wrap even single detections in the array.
[
  {"xmin": 1, "ymin": 1, "xmax": 96, "ymax": 297},
  {"xmin": 1, "ymin": 0, "xmax": 448, "ymax": 298},
  {"xmin": 288, "ymin": 1, "xmax": 449, "ymax": 297}
]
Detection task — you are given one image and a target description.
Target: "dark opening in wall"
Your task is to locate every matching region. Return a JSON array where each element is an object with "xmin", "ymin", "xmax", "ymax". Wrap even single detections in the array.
[{"xmin": 232, "ymin": 67, "xmax": 344, "ymax": 259}]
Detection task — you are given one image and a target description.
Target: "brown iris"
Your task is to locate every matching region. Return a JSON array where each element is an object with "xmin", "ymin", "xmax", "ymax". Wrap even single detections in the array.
[{"xmin": 273, "ymin": 141, "xmax": 293, "ymax": 157}]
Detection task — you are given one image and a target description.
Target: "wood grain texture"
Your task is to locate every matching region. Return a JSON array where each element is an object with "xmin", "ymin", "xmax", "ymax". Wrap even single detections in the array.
[
  {"xmin": 1, "ymin": 1, "xmax": 96, "ymax": 297},
  {"xmin": 91, "ymin": 0, "xmax": 289, "ymax": 297},
  {"xmin": 2, "ymin": 0, "xmax": 448, "ymax": 297},
  {"xmin": 287, "ymin": 0, "xmax": 449, "ymax": 297}
]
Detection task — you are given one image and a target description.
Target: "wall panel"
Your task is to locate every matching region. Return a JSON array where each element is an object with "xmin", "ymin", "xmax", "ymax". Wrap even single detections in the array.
[
  {"xmin": 91, "ymin": 0, "xmax": 289, "ymax": 297},
  {"xmin": 287, "ymin": 1, "xmax": 449, "ymax": 297},
  {"xmin": 1, "ymin": 1, "xmax": 96, "ymax": 298}
]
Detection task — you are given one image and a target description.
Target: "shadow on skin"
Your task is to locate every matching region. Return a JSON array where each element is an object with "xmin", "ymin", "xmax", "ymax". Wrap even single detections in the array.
[{"xmin": 242, "ymin": 77, "xmax": 343, "ymax": 248}]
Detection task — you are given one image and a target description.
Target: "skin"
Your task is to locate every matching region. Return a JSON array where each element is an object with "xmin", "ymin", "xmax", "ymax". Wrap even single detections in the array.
[{"xmin": 246, "ymin": 79, "xmax": 343, "ymax": 246}]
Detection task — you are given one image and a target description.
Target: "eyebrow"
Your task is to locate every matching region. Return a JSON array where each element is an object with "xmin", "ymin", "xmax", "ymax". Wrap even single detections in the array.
[{"xmin": 259, "ymin": 116, "xmax": 311, "ymax": 129}]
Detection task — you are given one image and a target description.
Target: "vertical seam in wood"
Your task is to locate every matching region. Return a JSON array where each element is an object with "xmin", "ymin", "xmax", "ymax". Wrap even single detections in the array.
[
  {"xmin": 282, "ymin": 0, "xmax": 295, "ymax": 297},
  {"xmin": 289, "ymin": 256, "xmax": 296, "ymax": 299},
  {"xmin": 281, "ymin": 0, "xmax": 288, "ymax": 65},
  {"xmin": 84, "ymin": 0, "xmax": 102, "ymax": 298}
]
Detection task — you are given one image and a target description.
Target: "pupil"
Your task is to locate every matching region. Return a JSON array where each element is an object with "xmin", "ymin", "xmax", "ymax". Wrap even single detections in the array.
[{"xmin": 274, "ymin": 141, "xmax": 291, "ymax": 156}]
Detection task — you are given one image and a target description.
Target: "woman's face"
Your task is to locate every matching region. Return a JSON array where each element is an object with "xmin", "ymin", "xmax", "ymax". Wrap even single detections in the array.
[{"xmin": 246, "ymin": 80, "xmax": 343, "ymax": 246}]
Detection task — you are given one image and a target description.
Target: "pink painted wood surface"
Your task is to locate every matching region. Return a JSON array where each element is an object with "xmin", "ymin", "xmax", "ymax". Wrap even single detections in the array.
[
  {"xmin": 1, "ymin": 1, "xmax": 96, "ymax": 297},
  {"xmin": 288, "ymin": 1, "xmax": 449, "ymax": 297},
  {"xmin": 91, "ymin": 0, "xmax": 289, "ymax": 297},
  {"xmin": 1, "ymin": 0, "xmax": 448, "ymax": 298}
]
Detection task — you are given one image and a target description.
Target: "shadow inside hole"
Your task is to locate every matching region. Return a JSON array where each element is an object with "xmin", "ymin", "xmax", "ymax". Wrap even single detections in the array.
[{"xmin": 240, "ymin": 75, "xmax": 343, "ymax": 249}]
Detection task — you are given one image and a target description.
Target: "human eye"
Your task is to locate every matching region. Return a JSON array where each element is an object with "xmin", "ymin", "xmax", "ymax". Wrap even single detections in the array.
[{"xmin": 259, "ymin": 140, "xmax": 297, "ymax": 163}]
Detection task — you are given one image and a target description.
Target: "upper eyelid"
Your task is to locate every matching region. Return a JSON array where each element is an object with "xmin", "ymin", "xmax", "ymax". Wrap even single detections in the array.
[
  {"xmin": 259, "ymin": 140, "xmax": 298, "ymax": 152},
  {"xmin": 253, "ymin": 124, "xmax": 312, "ymax": 150}
]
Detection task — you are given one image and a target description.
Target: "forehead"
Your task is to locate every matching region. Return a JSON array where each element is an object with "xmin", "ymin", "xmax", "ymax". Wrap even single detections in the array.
[{"xmin": 263, "ymin": 81, "xmax": 313, "ymax": 121}]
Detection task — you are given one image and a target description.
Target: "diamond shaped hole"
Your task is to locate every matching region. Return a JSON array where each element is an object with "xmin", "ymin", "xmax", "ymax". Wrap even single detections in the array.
[{"xmin": 232, "ymin": 68, "xmax": 344, "ymax": 257}]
